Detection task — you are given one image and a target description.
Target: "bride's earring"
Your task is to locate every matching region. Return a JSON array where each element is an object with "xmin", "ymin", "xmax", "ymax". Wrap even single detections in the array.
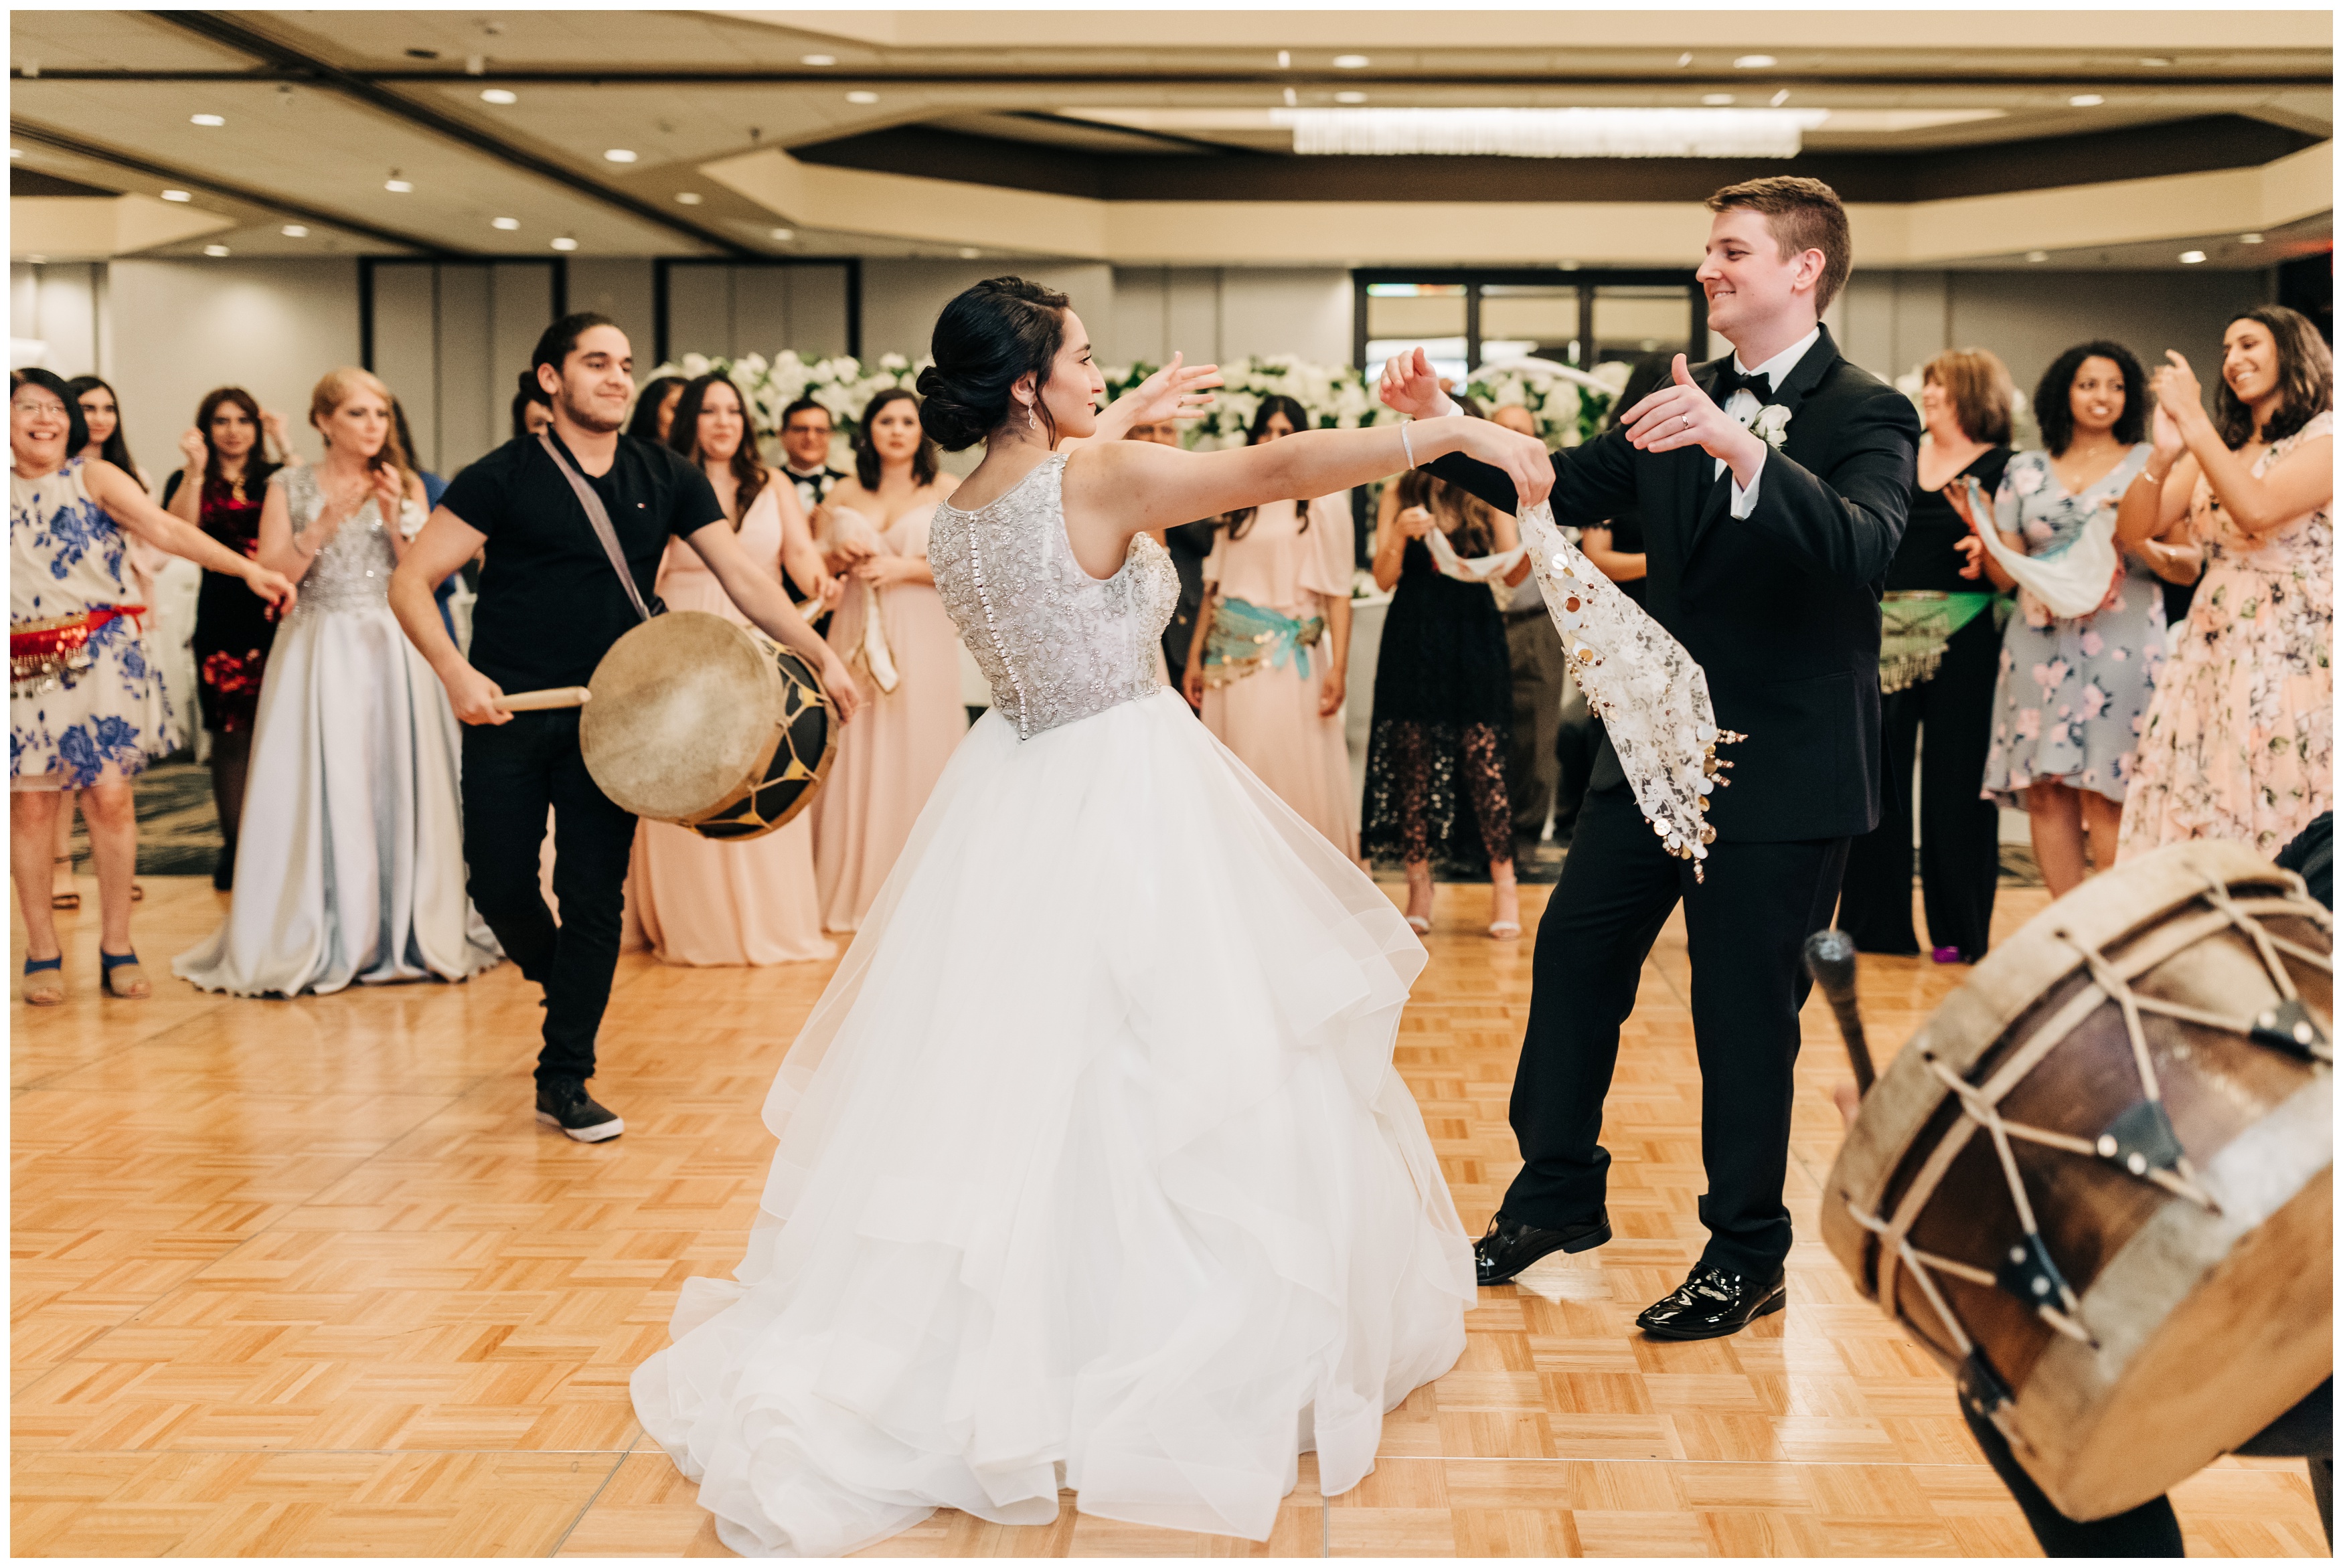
[{"xmin": 1024, "ymin": 401, "xmax": 1038, "ymax": 434}]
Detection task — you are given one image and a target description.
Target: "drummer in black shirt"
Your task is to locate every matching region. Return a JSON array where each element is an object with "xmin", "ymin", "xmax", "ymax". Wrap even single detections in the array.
[{"xmin": 390, "ymin": 312, "xmax": 862, "ymax": 1142}]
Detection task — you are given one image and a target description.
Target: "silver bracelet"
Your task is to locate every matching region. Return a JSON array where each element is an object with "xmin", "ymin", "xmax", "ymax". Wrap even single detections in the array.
[{"xmin": 1400, "ymin": 422, "xmax": 1419, "ymax": 468}]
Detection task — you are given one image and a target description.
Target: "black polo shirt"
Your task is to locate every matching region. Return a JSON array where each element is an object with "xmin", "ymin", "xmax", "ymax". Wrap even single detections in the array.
[{"xmin": 440, "ymin": 431, "xmax": 722, "ymax": 693}]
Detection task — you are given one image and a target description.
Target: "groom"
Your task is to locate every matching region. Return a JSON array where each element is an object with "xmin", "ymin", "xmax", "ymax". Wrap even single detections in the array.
[{"xmin": 1382, "ymin": 176, "xmax": 1919, "ymax": 1338}]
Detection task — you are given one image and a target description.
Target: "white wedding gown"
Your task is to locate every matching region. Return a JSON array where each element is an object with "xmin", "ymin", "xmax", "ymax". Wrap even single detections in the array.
[
  {"xmin": 631, "ymin": 452, "xmax": 1475, "ymax": 1556},
  {"xmin": 174, "ymin": 466, "xmax": 500, "ymax": 997}
]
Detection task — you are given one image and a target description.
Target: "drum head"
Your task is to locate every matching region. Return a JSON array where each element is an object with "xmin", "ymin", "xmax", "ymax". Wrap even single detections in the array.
[{"xmin": 578, "ymin": 612, "xmax": 784, "ymax": 819}]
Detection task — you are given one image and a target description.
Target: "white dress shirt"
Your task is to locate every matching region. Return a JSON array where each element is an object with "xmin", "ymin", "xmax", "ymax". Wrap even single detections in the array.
[{"xmin": 1718, "ymin": 324, "xmax": 1820, "ymax": 519}]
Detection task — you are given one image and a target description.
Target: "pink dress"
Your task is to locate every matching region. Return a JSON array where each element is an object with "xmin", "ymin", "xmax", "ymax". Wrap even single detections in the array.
[
  {"xmin": 625, "ymin": 485, "xmax": 834, "ymax": 966},
  {"xmin": 1199, "ymin": 496, "xmax": 1358, "ymax": 857},
  {"xmin": 809, "ymin": 501, "xmax": 969, "ymax": 932},
  {"xmin": 2119, "ymin": 411, "xmax": 2334, "ymax": 859}
]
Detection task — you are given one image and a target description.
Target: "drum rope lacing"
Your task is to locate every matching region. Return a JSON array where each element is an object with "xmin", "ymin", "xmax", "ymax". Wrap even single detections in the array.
[{"xmin": 1844, "ymin": 873, "xmax": 2333, "ymax": 1436}]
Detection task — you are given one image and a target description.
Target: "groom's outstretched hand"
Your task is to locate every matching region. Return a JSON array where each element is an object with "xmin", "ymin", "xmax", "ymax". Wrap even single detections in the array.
[
  {"xmin": 1378, "ymin": 346, "xmax": 1454, "ymax": 420},
  {"xmin": 1623, "ymin": 354, "xmax": 1767, "ymax": 483}
]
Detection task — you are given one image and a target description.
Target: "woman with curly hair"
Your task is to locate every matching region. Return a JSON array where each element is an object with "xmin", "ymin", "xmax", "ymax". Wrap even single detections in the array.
[
  {"xmin": 1953, "ymin": 340, "xmax": 2193, "ymax": 896},
  {"xmin": 2115, "ymin": 304, "xmax": 2334, "ymax": 858}
]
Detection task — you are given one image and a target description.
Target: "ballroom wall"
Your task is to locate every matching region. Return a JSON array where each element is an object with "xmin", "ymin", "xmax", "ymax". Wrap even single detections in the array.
[{"xmin": 11, "ymin": 254, "xmax": 2288, "ymax": 483}]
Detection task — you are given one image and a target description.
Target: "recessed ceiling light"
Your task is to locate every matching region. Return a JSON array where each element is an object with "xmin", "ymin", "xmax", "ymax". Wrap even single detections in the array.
[
  {"xmin": 2140, "ymin": 56, "xmax": 2172, "ymax": 67},
  {"xmin": 2241, "ymin": 232, "xmax": 2265, "ymax": 244},
  {"xmin": 1336, "ymin": 91, "xmax": 1368, "ymax": 104},
  {"xmin": 959, "ymin": 247, "xmax": 981, "ymax": 259},
  {"xmin": 280, "ymin": 224, "xmax": 309, "ymax": 238},
  {"xmin": 1770, "ymin": 88, "xmax": 1791, "ymax": 107},
  {"xmin": 603, "ymin": 149, "xmax": 637, "ymax": 163},
  {"xmin": 2178, "ymin": 250, "xmax": 2206, "ymax": 264},
  {"xmin": 551, "ymin": 236, "xmax": 579, "ymax": 252},
  {"xmin": 845, "ymin": 90, "xmax": 879, "ymax": 104},
  {"xmin": 203, "ymin": 244, "xmax": 231, "ymax": 258},
  {"xmin": 491, "ymin": 216, "xmax": 519, "ymax": 230},
  {"xmin": 675, "ymin": 191, "xmax": 703, "ymax": 205},
  {"xmin": 161, "ymin": 189, "xmax": 192, "ymax": 202},
  {"xmin": 8, "ymin": 147, "xmax": 21, "ymax": 158},
  {"xmin": 2069, "ymin": 94, "xmax": 2105, "ymax": 107},
  {"xmin": 1277, "ymin": 50, "xmax": 1291, "ymax": 69},
  {"xmin": 25, "ymin": 254, "xmax": 46, "ymax": 264},
  {"xmin": 1558, "ymin": 259, "xmax": 1580, "ymax": 271},
  {"xmin": 801, "ymin": 54, "xmax": 835, "ymax": 66},
  {"xmin": 385, "ymin": 177, "xmax": 414, "ymax": 193},
  {"xmin": 2025, "ymin": 250, "xmax": 2050, "ymax": 263},
  {"xmin": 480, "ymin": 88, "xmax": 517, "ymax": 104},
  {"xmin": 1332, "ymin": 54, "xmax": 1370, "ymax": 68},
  {"xmin": 1702, "ymin": 93, "xmax": 1734, "ymax": 106},
  {"xmin": 1676, "ymin": 52, "xmax": 1693, "ymax": 68},
  {"xmin": 190, "ymin": 113, "xmax": 226, "ymax": 127},
  {"xmin": 769, "ymin": 227, "xmax": 795, "ymax": 241},
  {"xmin": 1733, "ymin": 54, "xmax": 1777, "ymax": 68}
]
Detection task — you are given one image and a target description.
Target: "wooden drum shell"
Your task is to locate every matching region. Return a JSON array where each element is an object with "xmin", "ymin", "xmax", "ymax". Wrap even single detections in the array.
[
  {"xmin": 1824, "ymin": 840, "xmax": 2332, "ymax": 1520},
  {"xmin": 576, "ymin": 610, "xmax": 837, "ymax": 841}
]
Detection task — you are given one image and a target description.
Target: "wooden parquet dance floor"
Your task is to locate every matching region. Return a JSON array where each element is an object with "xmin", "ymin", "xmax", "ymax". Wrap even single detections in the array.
[{"xmin": 13, "ymin": 873, "xmax": 2327, "ymax": 1557}]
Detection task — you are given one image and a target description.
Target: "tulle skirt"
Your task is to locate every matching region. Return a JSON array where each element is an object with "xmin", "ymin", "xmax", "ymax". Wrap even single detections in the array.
[{"xmin": 631, "ymin": 687, "xmax": 1473, "ymax": 1556}]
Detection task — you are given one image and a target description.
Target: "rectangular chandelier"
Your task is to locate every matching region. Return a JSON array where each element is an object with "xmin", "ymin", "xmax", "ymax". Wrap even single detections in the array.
[{"xmin": 1274, "ymin": 108, "xmax": 1832, "ymax": 159}]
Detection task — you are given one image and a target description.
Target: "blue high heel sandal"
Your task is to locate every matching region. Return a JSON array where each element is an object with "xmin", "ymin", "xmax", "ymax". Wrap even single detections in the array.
[
  {"xmin": 23, "ymin": 954, "xmax": 64, "ymax": 1006},
  {"xmin": 98, "ymin": 948, "xmax": 149, "ymax": 999}
]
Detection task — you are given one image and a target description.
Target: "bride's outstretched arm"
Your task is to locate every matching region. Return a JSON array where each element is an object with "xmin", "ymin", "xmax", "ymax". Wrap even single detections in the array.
[{"xmin": 1066, "ymin": 417, "xmax": 1550, "ymax": 543}]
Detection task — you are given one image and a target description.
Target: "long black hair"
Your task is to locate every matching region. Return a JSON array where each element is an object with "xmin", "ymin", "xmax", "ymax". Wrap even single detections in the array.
[
  {"xmin": 2034, "ymin": 340, "xmax": 2148, "ymax": 456},
  {"xmin": 2213, "ymin": 304, "xmax": 2333, "ymax": 449},
  {"xmin": 191, "ymin": 385, "xmax": 280, "ymax": 499},
  {"xmin": 916, "ymin": 275, "xmax": 1072, "ymax": 450},
  {"xmin": 64, "ymin": 375, "xmax": 135, "ymax": 476},
  {"xmin": 667, "ymin": 373, "xmax": 769, "ymax": 526},
  {"xmin": 627, "ymin": 373, "xmax": 685, "ymax": 443},
  {"xmin": 11, "ymin": 368, "xmax": 88, "ymax": 458},
  {"xmin": 854, "ymin": 386, "xmax": 940, "ymax": 489},
  {"xmin": 1218, "ymin": 394, "xmax": 1315, "ymax": 541}
]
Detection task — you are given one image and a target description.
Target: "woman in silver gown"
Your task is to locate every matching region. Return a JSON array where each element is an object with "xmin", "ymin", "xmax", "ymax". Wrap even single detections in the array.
[{"xmin": 175, "ymin": 367, "xmax": 497, "ymax": 997}]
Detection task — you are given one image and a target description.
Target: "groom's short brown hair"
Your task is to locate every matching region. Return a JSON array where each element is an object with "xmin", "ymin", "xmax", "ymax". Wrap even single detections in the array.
[{"xmin": 1706, "ymin": 176, "xmax": 1852, "ymax": 313}]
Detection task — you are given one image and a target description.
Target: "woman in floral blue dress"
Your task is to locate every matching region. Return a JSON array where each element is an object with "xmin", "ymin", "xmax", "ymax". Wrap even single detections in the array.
[
  {"xmin": 1954, "ymin": 342, "xmax": 2195, "ymax": 896},
  {"xmin": 10, "ymin": 370, "xmax": 295, "ymax": 1004}
]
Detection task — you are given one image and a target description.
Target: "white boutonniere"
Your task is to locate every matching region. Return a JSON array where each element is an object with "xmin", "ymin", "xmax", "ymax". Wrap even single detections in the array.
[{"xmin": 1752, "ymin": 404, "xmax": 1793, "ymax": 451}]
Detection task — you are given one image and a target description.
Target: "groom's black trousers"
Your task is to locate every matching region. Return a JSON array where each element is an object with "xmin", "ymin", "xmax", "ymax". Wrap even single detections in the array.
[{"xmin": 1501, "ymin": 782, "xmax": 1850, "ymax": 1278}]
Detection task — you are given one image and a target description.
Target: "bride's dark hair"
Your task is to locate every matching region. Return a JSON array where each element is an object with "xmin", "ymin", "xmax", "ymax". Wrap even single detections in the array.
[{"xmin": 916, "ymin": 276, "xmax": 1072, "ymax": 451}]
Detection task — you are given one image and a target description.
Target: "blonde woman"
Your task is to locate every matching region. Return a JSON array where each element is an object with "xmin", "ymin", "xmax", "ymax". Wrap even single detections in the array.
[{"xmin": 176, "ymin": 368, "xmax": 499, "ymax": 996}]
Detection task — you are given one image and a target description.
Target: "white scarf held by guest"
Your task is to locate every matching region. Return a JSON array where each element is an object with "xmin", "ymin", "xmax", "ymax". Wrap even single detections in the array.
[{"xmin": 1963, "ymin": 476, "xmax": 2121, "ymax": 620}]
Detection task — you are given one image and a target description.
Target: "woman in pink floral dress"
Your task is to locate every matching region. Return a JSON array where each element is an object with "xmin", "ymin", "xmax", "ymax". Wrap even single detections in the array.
[{"xmin": 2115, "ymin": 305, "xmax": 2333, "ymax": 859}]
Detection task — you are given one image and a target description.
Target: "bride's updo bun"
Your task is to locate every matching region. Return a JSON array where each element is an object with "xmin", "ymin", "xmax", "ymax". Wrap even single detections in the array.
[{"xmin": 917, "ymin": 276, "xmax": 1072, "ymax": 451}]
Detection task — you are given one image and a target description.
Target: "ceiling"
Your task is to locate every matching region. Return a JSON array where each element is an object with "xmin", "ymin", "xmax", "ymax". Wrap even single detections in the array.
[{"xmin": 8, "ymin": 10, "xmax": 2333, "ymax": 269}]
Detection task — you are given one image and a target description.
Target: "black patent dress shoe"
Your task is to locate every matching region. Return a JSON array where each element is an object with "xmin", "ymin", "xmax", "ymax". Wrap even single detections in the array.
[
  {"xmin": 1635, "ymin": 1261, "xmax": 1786, "ymax": 1339},
  {"xmin": 1474, "ymin": 1210, "xmax": 1612, "ymax": 1286}
]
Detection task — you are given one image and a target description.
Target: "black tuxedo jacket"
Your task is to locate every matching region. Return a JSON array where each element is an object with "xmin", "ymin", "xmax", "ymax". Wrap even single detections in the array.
[{"xmin": 1428, "ymin": 324, "xmax": 1919, "ymax": 843}]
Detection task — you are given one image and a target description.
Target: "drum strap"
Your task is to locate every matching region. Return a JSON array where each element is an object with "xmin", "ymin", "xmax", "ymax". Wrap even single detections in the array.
[{"xmin": 539, "ymin": 432, "xmax": 655, "ymax": 624}]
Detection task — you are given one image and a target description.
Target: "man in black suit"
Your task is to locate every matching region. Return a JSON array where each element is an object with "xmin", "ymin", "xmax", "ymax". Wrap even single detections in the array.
[{"xmin": 1378, "ymin": 176, "xmax": 1919, "ymax": 1338}]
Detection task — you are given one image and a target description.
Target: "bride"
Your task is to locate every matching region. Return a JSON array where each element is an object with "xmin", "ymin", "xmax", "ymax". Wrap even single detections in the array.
[{"xmin": 631, "ymin": 276, "xmax": 1555, "ymax": 1556}]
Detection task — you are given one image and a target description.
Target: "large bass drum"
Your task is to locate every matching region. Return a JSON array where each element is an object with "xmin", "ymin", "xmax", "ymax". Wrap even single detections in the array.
[
  {"xmin": 575, "ymin": 610, "xmax": 837, "ymax": 841},
  {"xmin": 1823, "ymin": 840, "xmax": 2332, "ymax": 1520}
]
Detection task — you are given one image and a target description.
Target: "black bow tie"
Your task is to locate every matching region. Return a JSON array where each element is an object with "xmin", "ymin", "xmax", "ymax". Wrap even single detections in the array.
[{"xmin": 1712, "ymin": 366, "xmax": 1774, "ymax": 404}]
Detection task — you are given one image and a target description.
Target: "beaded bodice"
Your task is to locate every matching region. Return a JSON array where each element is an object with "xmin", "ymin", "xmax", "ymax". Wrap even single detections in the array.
[
  {"xmin": 280, "ymin": 465, "xmax": 424, "ymax": 619},
  {"xmin": 929, "ymin": 452, "xmax": 1179, "ymax": 739}
]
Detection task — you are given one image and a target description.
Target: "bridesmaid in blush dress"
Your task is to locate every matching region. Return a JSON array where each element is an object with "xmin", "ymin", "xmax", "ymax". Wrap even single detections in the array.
[
  {"xmin": 1178, "ymin": 396, "xmax": 1358, "ymax": 857},
  {"xmin": 808, "ymin": 387, "xmax": 968, "ymax": 932},
  {"xmin": 625, "ymin": 373, "xmax": 843, "ymax": 966}
]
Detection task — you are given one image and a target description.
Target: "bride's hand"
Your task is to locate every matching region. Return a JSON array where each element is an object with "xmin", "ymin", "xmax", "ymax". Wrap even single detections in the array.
[
  {"xmin": 1453, "ymin": 418, "xmax": 1554, "ymax": 507},
  {"xmin": 1378, "ymin": 347, "xmax": 1451, "ymax": 420},
  {"xmin": 1110, "ymin": 351, "xmax": 1223, "ymax": 429}
]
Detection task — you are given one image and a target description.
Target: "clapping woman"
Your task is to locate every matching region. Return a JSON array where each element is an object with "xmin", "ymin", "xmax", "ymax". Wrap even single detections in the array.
[
  {"xmin": 11, "ymin": 369, "xmax": 295, "ymax": 1003},
  {"xmin": 627, "ymin": 372, "xmax": 843, "ymax": 966},
  {"xmin": 2115, "ymin": 306, "xmax": 2334, "ymax": 859},
  {"xmin": 175, "ymin": 369, "xmax": 499, "ymax": 996}
]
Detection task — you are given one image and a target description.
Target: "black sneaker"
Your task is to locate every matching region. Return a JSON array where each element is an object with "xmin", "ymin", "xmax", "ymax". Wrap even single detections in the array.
[{"xmin": 535, "ymin": 1078, "xmax": 623, "ymax": 1142}]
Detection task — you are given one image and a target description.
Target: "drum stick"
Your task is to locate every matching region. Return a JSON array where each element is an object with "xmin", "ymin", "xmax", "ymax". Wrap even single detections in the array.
[
  {"xmin": 494, "ymin": 686, "xmax": 593, "ymax": 712},
  {"xmin": 1803, "ymin": 928, "xmax": 1876, "ymax": 1095}
]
